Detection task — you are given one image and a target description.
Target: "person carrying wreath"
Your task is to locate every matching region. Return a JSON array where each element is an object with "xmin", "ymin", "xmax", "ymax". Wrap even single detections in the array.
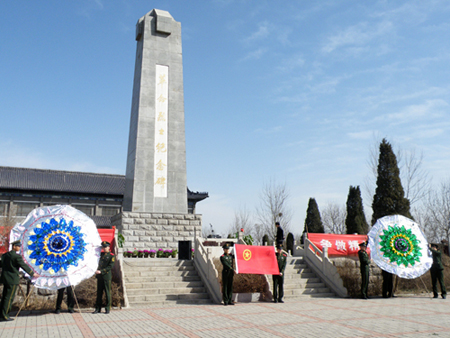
[
  {"xmin": 55, "ymin": 286, "xmax": 75, "ymax": 314},
  {"xmin": 429, "ymin": 243, "xmax": 447, "ymax": 299},
  {"xmin": 0, "ymin": 240, "xmax": 39, "ymax": 322}
]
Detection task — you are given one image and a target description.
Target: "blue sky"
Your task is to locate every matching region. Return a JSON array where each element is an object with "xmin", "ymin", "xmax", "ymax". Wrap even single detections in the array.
[{"xmin": 1, "ymin": 1, "xmax": 449, "ymax": 237}]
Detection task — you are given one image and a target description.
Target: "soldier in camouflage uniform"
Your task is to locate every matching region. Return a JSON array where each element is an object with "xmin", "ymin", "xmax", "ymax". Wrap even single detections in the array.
[
  {"xmin": 220, "ymin": 244, "xmax": 235, "ymax": 306},
  {"xmin": 93, "ymin": 241, "xmax": 115, "ymax": 314}
]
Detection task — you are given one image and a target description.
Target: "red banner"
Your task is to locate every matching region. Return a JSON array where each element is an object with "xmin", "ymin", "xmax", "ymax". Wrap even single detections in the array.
[
  {"xmin": 308, "ymin": 233, "xmax": 370, "ymax": 256},
  {"xmin": 234, "ymin": 244, "xmax": 280, "ymax": 275},
  {"xmin": 0, "ymin": 226, "xmax": 12, "ymax": 254}
]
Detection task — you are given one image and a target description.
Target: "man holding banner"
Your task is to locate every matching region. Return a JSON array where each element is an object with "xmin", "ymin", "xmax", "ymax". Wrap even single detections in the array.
[
  {"xmin": 220, "ymin": 244, "xmax": 235, "ymax": 306},
  {"xmin": 273, "ymin": 244, "xmax": 287, "ymax": 303}
]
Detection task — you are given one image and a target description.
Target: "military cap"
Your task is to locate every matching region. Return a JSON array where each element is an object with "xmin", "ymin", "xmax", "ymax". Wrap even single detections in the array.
[
  {"xmin": 11, "ymin": 240, "xmax": 21, "ymax": 247},
  {"xmin": 222, "ymin": 244, "xmax": 230, "ymax": 249},
  {"xmin": 276, "ymin": 244, "xmax": 283, "ymax": 250},
  {"xmin": 359, "ymin": 242, "xmax": 367, "ymax": 247},
  {"xmin": 101, "ymin": 241, "xmax": 110, "ymax": 248}
]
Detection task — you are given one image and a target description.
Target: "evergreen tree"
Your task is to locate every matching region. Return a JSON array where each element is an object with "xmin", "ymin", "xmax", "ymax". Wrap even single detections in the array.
[
  {"xmin": 262, "ymin": 234, "xmax": 270, "ymax": 246},
  {"xmin": 345, "ymin": 186, "xmax": 369, "ymax": 234},
  {"xmin": 303, "ymin": 198, "xmax": 324, "ymax": 235},
  {"xmin": 286, "ymin": 233, "xmax": 294, "ymax": 254},
  {"xmin": 372, "ymin": 138, "xmax": 412, "ymax": 224}
]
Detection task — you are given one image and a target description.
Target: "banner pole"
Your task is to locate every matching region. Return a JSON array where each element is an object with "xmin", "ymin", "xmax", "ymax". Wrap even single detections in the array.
[
  {"xmin": 15, "ymin": 284, "xmax": 35, "ymax": 319},
  {"xmin": 71, "ymin": 285, "xmax": 82, "ymax": 313}
]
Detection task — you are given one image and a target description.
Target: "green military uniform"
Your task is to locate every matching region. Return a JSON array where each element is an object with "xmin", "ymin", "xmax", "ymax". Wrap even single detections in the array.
[
  {"xmin": 272, "ymin": 250, "xmax": 287, "ymax": 303},
  {"xmin": 0, "ymin": 241, "xmax": 35, "ymax": 321},
  {"xmin": 220, "ymin": 245, "xmax": 234, "ymax": 305},
  {"xmin": 430, "ymin": 246, "xmax": 446, "ymax": 299},
  {"xmin": 56, "ymin": 286, "xmax": 75, "ymax": 313},
  {"xmin": 358, "ymin": 242, "xmax": 370, "ymax": 300},
  {"xmin": 94, "ymin": 242, "xmax": 115, "ymax": 313},
  {"xmin": 382, "ymin": 270, "xmax": 394, "ymax": 298}
]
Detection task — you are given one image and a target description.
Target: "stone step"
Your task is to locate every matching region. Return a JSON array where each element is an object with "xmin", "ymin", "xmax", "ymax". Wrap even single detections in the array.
[
  {"xmin": 282, "ymin": 277, "xmax": 321, "ymax": 284},
  {"xmin": 130, "ymin": 299, "xmax": 212, "ymax": 307},
  {"xmin": 284, "ymin": 287, "xmax": 330, "ymax": 296},
  {"xmin": 123, "ymin": 258, "xmax": 193, "ymax": 266},
  {"xmin": 283, "ymin": 272, "xmax": 316, "ymax": 279},
  {"xmin": 127, "ymin": 287, "xmax": 206, "ymax": 296},
  {"xmin": 124, "ymin": 276, "xmax": 201, "ymax": 283},
  {"xmin": 288, "ymin": 259, "xmax": 305, "ymax": 264},
  {"xmin": 283, "ymin": 282, "xmax": 326, "ymax": 289},
  {"xmin": 126, "ymin": 281, "xmax": 205, "ymax": 289},
  {"xmin": 285, "ymin": 264, "xmax": 307, "ymax": 269},
  {"xmin": 123, "ymin": 265, "xmax": 196, "ymax": 272},
  {"xmin": 124, "ymin": 270, "xmax": 199, "ymax": 278},
  {"xmin": 127, "ymin": 293, "xmax": 209, "ymax": 303},
  {"xmin": 284, "ymin": 268, "xmax": 312, "ymax": 273},
  {"xmin": 286, "ymin": 292, "xmax": 336, "ymax": 299}
]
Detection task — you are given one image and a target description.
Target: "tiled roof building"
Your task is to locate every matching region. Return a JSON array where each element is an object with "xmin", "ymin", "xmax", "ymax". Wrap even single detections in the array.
[{"xmin": 0, "ymin": 166, "xmax": 208, "ymax": 228}]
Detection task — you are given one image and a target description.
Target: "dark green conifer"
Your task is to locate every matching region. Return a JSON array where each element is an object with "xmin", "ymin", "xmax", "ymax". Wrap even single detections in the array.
[
  {"xmin": 345, "ymin": 186, "xmax": 369, "ymax": 234},
  {"xmin": 286, "ymin": 233, "xmax": 294, "ymax": 253},
  {"xmin": 372, "ymin": 138, "xmax": 412, "ymax": 224},
  {"xmin": 303, "ymin": 198, "xmax": 324, "ymax": 235}
]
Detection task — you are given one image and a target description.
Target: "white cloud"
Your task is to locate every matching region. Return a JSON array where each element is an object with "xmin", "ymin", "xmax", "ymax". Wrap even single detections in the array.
[
  {"xmin": 347, "ymin": 130, "xmax": 375, "ymax": 140},
  {"xmin": 276, "ymin": 54, "xmax": 305, "ymax": 73},
  {"xmin": 244, "ymin": 21, "xmax": 271, "ymax": 43},
  {"xmin": 322, "ymin": 21, "xmax": 394, "ymax": 54},
  {"xmin": 254, "ymin": 126, "xmax": 283, "ymax": 134},
  {"xmin": 239, "ymin": 47, "xmax": 268, "ymax": 61},
  {"xmin": 384, "ymin": 99, "xmax": 448, "ymax": 124}
]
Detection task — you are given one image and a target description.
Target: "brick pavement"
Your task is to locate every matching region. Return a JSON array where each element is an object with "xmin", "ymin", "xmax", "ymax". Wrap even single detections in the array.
[{"xmin": 1, "ymin": 295, "xmax": 449, "ymax": 338}]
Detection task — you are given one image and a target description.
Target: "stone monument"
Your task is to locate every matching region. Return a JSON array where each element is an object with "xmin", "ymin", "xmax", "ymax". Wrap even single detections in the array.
[{"xmin": 113, "ymin": 9, "xmax": 201, "ymax": 251}]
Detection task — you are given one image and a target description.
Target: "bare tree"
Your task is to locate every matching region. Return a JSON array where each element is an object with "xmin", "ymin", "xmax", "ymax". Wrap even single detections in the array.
[
  {"xmin": 364, "ymin": 139, "xmax": 430, "ymax": 208},
  {"xmin": 421, "ymin": 181, "xmax": 450, "ymax": 243},
  {"xmin": 399, "ymin": 148, "xmax": 431, "ymax": 205},
  {"xmin": 227, "ymin": 206, "xmax": 253, "ymax": 237},
  {"xmin": 255, "ymin": 179, "xmax": 293, "ymax": 240},
  {"xmin": 322, "ymin": 203, "xmax": 347, "ymax": 234},
  {"xmin": 252, "ymin": 223, "xmax": 266, "ymax": 245}
]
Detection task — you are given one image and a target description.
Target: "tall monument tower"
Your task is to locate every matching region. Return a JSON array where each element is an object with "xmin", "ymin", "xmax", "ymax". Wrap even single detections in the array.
[{"xmin": 123, "ymin": 9, "xmax": 187, "ymax": 214}]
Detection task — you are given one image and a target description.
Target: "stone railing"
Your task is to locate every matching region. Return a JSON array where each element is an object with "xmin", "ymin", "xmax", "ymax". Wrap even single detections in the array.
[
  {"xmin": 193, "ymin": 234, "xmax": 222, "ymax": 304},
  {"xmin": 302, "ymin": 238, "xmax": 348, "ymax": 298},
  {"xmin": 113, "ymin": 228, "xmax": 129, "ymax": 308}
]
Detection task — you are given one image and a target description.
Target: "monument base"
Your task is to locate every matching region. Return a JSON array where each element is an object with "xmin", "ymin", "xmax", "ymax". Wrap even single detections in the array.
[{"xmin": 112, "ymin": 212, "xmax": 202, "ymax": 251}]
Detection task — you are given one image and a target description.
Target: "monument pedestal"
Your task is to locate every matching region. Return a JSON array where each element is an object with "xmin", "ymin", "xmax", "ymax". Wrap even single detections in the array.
[{"xmin": 112, "ymin": 212, "xmax": 201, "ymax": 251}]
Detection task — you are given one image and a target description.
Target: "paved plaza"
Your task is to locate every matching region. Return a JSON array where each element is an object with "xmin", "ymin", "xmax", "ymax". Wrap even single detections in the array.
[{"xmin": 1, "ymin": 295, "xmax": 449, "ymax": 338}]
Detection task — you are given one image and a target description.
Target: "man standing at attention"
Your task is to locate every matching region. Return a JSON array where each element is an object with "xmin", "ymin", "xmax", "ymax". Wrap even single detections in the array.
[
  {"xmin": 93, "ymin": 241, "xmax": 115, "ymax": 314},
  {"xmin": 275, "ymin": 222, "xmax": 284, "ymax": 247},
  {"xmin": 0, "ymin": 240, "xmax": 39, "ymax": 322},
  {"xmin": 273, "ymin": 244, "xmax": 287, "ymax": 303},
  {"xmin": 358, "ymin": 241, "xmax": 370, "ymax": 300},
  {"xmin": 429, "ymin": 243, "xmax": 446, "ymax": 299},
  {"xmin": 220, "ymin": 244, "xmax": 235, "ymax": 306}
]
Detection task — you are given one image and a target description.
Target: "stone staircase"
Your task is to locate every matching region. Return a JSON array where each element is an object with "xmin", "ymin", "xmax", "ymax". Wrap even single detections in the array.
[
  {"xmin": 123, "ymin": 258, "xmax": 211, "ymax": 307},
  {"xmin": 280, "ymin": 257, "xmax": 335, "ymax": 299}
]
